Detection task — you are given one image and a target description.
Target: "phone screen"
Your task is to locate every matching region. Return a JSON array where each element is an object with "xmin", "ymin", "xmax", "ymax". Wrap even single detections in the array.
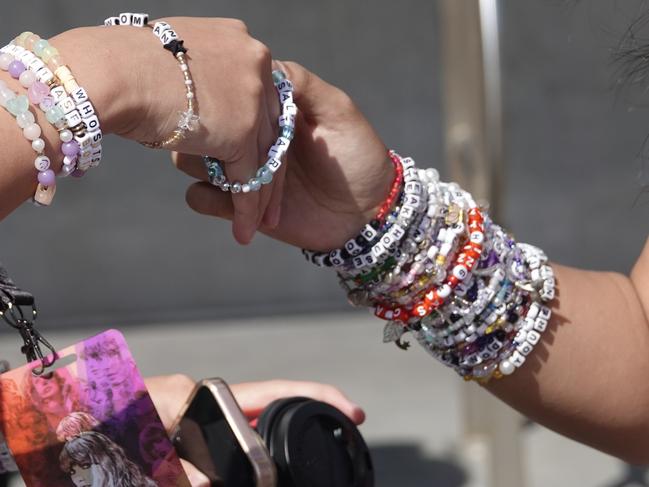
[{"xmin": 173, "ymin": 386, "xmax": 255, "ymax": 487}]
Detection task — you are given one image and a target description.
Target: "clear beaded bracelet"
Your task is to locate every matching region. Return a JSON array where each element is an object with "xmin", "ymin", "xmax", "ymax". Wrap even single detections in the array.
[
  {"xmin": 104, "ymin": 13, "xmax": 199, "ymax": 149},
  {"xmin": 202, "ymin": 70, "xmax": 297, "ymax": 193}
]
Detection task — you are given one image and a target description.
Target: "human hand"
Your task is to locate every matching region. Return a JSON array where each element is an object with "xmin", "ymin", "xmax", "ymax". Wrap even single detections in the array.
[
  {"xmin": 145, "ymin": 375, "xmax": 365, "ymax": 486},
  {"xmin": 53, "ymin": 17, "xmax": 281, "ymax": 244},
  {"xmin": 173, "ymin": 61, "xmax": 394, "ymax": 251}
]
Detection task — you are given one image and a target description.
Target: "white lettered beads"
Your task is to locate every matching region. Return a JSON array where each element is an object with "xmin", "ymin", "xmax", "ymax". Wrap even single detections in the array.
[{"xmin": 203, "ymin": 70, "xmax": 296, "ymax": 193}]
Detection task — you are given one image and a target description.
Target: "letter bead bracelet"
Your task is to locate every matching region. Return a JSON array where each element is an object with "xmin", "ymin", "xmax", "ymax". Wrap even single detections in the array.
[
  {"xmin": 104, "ymin": 13, "xmax": 199, "ymax": 149},
  {"xmin": 303, "ymin": 151, "xmax": 556, "ymax": 383},
  {"xmin": 203, "ymin": 70, "xmax": 297, "ymax": 193}
]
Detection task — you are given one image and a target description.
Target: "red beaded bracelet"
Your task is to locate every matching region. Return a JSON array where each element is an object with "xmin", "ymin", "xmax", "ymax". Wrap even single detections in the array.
[
  {"xmin": 375, "ymin": 150, "xmax": 404, "ymax": 221},
  {"xmin": 374, "ymin": 206, "xmax": 485, "ymax": 323}
]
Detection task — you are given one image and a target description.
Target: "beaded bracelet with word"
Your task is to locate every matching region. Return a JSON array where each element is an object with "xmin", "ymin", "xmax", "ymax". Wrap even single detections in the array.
[
  {"xmin": 8, "ymin": 35, "xmax": 102, "ymax": 172},
  {"xmin": 104, "ymin": 14, "xmax": 199, "ymax": 149},
  {"xmin": 203, "ymin": 70, "xmax": 297, "ymax": 193},
  {"xmin": 0, "ymin": 46, "xmax": 84, "ymax": 178}
]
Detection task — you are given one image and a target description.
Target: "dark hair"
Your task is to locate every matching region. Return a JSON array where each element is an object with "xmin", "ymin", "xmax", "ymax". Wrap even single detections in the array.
[{"xmin": 59, "ymin": 431, "xmax": 156, "ymax": 487}]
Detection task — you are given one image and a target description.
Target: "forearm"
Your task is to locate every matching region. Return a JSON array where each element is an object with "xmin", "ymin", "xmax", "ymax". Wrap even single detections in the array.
[
  {"xmin": 486, "ymin": 239, "xmax": 649, "ymax": 463},
  {"xmin": 0, "ymin": 24, "xmax": 177, "ymax": 219}
]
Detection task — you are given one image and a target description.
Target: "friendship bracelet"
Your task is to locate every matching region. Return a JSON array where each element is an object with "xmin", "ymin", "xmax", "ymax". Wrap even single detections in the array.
[
  {"xmin": 104, "ymin": 13, "xmax": 199, "ymax": 149},
  {"xmin": 0, "ymin": 79, "xmax": 54, "ymax": 205},
  {"xmin": 304, "ymin": 151, "xmax": 556, "ymax": 382},
  {"xmin": 202, "ymin": 70, "xmax": 297, "ymax": 193},
  {"xmin": 3, "ymin": 33, "xmax": 103, "ymax": 174}
]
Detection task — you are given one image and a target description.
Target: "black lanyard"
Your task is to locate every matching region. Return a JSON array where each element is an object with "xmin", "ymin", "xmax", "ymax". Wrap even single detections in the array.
[{"xmin": 0, "ymin": 263, "xmax": 56, "ymax": 375}]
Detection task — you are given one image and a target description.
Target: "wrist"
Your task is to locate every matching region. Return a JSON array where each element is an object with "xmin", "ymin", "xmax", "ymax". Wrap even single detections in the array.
[{"xmin": 50, "ymin": 25, "xmax": 152, "ymax": 138}]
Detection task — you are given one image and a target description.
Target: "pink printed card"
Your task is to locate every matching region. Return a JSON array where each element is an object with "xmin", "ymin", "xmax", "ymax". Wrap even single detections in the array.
[{"xmin": 0, "ymin": 329, "xmax": 191, "ymax": 487}]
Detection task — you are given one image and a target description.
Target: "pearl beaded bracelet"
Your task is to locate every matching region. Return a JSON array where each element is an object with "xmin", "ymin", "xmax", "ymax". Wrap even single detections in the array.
[
  {"xmin": 104, "ymin": 13, "xmax": 199, "ymax": 149},
  {"xmin": 202, "ymin": 70, "xmax": 297, "ymax": 193}
]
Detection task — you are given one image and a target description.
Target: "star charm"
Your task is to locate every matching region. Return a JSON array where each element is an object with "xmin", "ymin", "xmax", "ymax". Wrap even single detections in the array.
[{"xmin": 177, "ymin": 109, "xmax": 200, "ymax": 132}]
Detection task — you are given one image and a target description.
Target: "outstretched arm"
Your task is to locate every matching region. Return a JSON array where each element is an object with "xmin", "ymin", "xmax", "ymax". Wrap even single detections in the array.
[{"xmin": 176, "ymin": 61, "xmax": 649, "ymax": 463}]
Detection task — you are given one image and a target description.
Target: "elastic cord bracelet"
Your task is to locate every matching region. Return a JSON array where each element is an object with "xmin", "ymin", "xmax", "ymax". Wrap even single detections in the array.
[
  {"xmin": 104, "ymin": 13, "xmax": 199, "ymax": 149},
  {"xmin": 304, "ymin": 151, "xmax": 556, "ymax": 383},
  {"xmin": 3, "ymin": 32, "xmax": 103, "ymax": 174},
  {"xmin": 202, "ymin": 70, "xmax": 297, "ymax": 193},
  {"xmin": 0, "ymin": 79, "xmax": 54, "ymax": 205}
]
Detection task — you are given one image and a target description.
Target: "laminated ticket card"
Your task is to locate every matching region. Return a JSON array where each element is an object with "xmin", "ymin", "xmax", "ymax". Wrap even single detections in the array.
[{"xmin": 0, "ymin": 329, "xmax": 190, "ymax": 486}]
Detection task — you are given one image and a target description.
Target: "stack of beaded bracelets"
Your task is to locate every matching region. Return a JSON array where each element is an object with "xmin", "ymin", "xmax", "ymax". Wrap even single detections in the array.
[
  {"xmin": 0, "ymin": 33, "xmax": 102, "ymax": 205},
  {"xmin": 303, "ymin": 151, "xmax": 555, "ymax": 383},
  {"xmin": 104, "ymin": 13, "xmax": 199, "ymax": 149},
  {"xmin": 202, "ymin": 71, "xmax": 297, "ymax": 193}
]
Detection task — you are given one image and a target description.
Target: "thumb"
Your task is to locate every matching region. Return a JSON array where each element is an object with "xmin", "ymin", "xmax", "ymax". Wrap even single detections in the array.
[
  {"xmin": 186, "ymin": 182, "xmax": 235, "ymax": 221},
  {"xmin": 272, "ymin": 60, "xmax": 354, "ymax": 122},
  {"xmin": 179, "ymin": 458, "xmax": 211, "ymax": 487}
]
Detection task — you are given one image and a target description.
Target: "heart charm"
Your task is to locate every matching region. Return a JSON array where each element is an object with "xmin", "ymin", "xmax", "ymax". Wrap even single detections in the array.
[{"xmin": 6, "ymin": 94, "xmax": 28, "ymax": 116}]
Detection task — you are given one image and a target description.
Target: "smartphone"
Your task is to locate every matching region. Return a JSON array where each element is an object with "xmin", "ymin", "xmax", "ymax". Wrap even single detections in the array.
[{"xmin": 170, "ymin": 378, "xmax": 277, "ymax": 487}]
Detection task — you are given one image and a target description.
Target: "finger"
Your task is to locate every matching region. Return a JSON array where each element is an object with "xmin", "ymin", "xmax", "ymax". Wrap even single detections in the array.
[
  {"xmin": 262, "ymin": 156, "xmax": 286, "ymax": 229},
  {"xmin": 172, "ymin": 152, "xmax": 209, "ymax": 182},
  {"xmin": 225, "ymin": 142, "xmax": 263, "ymax": 245},
  {"xmin": 256, "ymin": 93, "xmax": 278, "ymax": 227},
  {"xmin": 231, "ymin": 380, "xmax": 366, "ymax": 425},
  {"xmin": 186, "ymin": 182, "xmax": 235, "ymax": 221},
  {"xmin": 179, "ymin": 459, "xmax": 210, "ymax": 487}
]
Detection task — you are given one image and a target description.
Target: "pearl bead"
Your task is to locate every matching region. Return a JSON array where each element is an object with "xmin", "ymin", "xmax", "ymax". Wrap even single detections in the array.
[
  {"xmin": 60, "ymin": 163, "xmax": 75, "ymax": 177},
  {"xmin": 186, "ymin": 91, "xmax": 194, "ymax": 99},
  {"xmin": 242, "ymin": 183, "xmax": 251, "ymax": 193},
  {"xmin": 16, "ymin": 111, "xmax": 35, "ymax": 129},
  {"xmin": 31, "ymin": 138, "xmax": 45, "ymax": 153},
  {"xmin": 59, "ymin": 129, "xmax": 73, "ymax": 143},
  {"xmin": 23, "ymin": 123, "xmax": 42, "ymax": 141},
  {"xmin": 499, "ymin": 360, "xmax": 515, "ymax": 376},
  {"xmin": 0, "ymin": 53, "xmax": 13, "ymax": 71},
  {"xmin": 18, "ymin": 69, "xmax": 37, "ymax": 88},
  {"xmin": 34, "ymin": 155, "xmax": 50, "ymax": 171},
  {"xmin": 231, "ymin": 182, "xmax": 242, "ymax": 193},
  {"xmin": 62, "ymin": 155, "xmax": 77, "ymax": 166}
]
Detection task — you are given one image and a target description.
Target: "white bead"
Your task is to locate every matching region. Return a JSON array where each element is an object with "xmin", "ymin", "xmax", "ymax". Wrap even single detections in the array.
[
  {"xmin": 85, "ymin": 130, "xmax": 101, "ymax": 146},
  {"xmin": 179, "ymin": 63, "xmax": 188, "ymax": 72},
  {"xmin": 64, "ymin": 109, "xmax": 82, "ymax": 128},
  {"xmin": 526, "ymin": 330, "xmax": 541, "ymax": 345},
  {"xmin": 130, "ymin": 13, "xmax": 149, "ymax": 27},
  {"xmin": 186, "ymin": 91, "xmax": 194, "ymax": 99},
  {"xmin": 266, "ymin": 158, "xmax": 282, "ymax": 173},
  {"xmin": 23, "ymin": 123, "xmax": 41, "ymax": 141},
  {"xmin": 437, "ymin": 284, "xmax": 451, "ymax": 298},
  {"xmin": 36, "ymin": 66, "xmax": 53, "ymax": 85},
  {"xmin": 74, "ymin": 131, "xmax": 92, "ymax": 149},
  {"xmin": 57, "ymin": 96, "xmax": 76, "ymax": 114},
  {"xmin": 16, "ymin": 111, "xmax": 35, "ymax": 129},
  {"xmin": 77, "ymin": 101, "xmax": 95, "ymax": 118},
  {"xmin": 63, "ymin": 155, "xmax": 77, "ymax": 166},
  {"xmin": 510, "ymin": 351, "xmax": 526, "ymax": 367},
  {"xmin": 70, "ymin": 87, "xmax": 89, "ymax": 105},
  {"xmin": 283, "ymin": 102, "xmax": 297, "ymax": 116},
  {"xmin": 28, "ymin": 57, "xmax": 45, "ymax": 73},
  {"xmin": 517, "ymin": 341, "xmax": 534, "ymax": 356},
  {"xmin": 83, "ymin": 114, "xmax": 100, "ymax": 132},
  {"xmin": 0, "ymin": 53, "xmax": 13, "ymax": 70},
  {"xmin": 153, "ymin": 22, "xmax": 172, "ymax": 38},
  {"xmin": 452, "ymin": 265, "xmax": 468, "ymax": 281},
  {"xmin": 534, "ymin": 317, "xmax": 548, "ymax": 332},
  {"xmin": 119, "ymin": 12, "xmax": 133, "ymax": 25},
  {"xmin": 499, "ymin": 360, "xmax": 515, "ymax": 375},
  {"xmin": 18, "ymin": 69, "xmax": 36, "ymax": 88},
  {"xmin": 31, "ymin": 138, "xmax": 45, "ymax": 153},
  {"xmin": 184, "ymin": 79, "xmax": 193, "ymax": 85},
  {"xmin": 50, "ymin": 86, "xmax": 67, "ymax": 103},
  {"xmin": 59, "ymin": 129, "xmax": 73, "ymax": 143},
  {"xmin": 241, "ymin": 183, "xmax": 251, "ymax": 193},
  {"xmin": 34, "ymin": 155, "xmax": 50, "ymax": 171},
  {"xmin": 104, "ymin": 16, "xmax": 120, "ymax": 26},
  {"xmin": 161, "ymin": 29, "xmax": 179, "ymax": 45}
]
